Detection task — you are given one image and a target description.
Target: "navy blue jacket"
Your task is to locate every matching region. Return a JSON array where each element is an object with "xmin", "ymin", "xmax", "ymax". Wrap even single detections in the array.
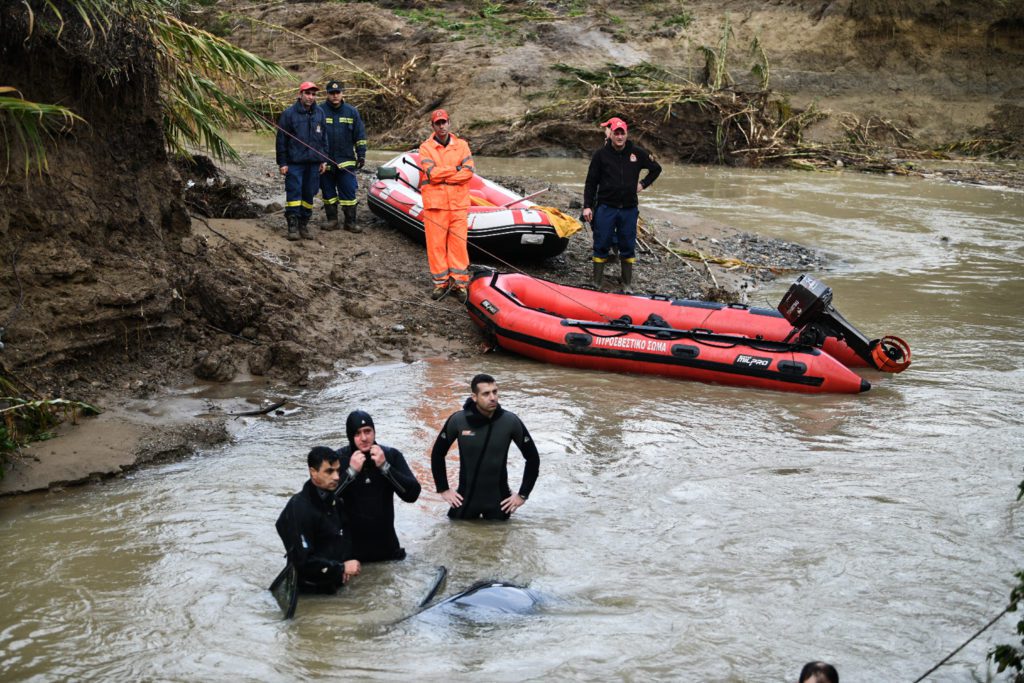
[
  {"xmin": 275, "ymin": 100, "xmax": 328, "ymax": 166},
  {"xmin": 319, "ymin": 101, "xmax": 367, "ymax": 167}
]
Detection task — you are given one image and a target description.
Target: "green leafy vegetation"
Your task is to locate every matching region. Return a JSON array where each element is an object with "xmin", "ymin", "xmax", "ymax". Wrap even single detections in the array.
[
  {"xmin": 0, "ymin": 87, "xmax": 85, "ymax": 177},
  {"xmin": 393, "ymin": 6, "xmax": 468, "ymax": 37},
  {"xmin": 664, "ymin": 12, "xmax": 694, "ymax": 29},
  {"xmin": 2, "ymin": 0, "xmax": 288, "ymax": 175},
  {"xmin": 392, "ymin": 0, "xmax": 568, "ymax": 43},
  {"xmin": 698, "ymin": 13, "xmax": 733, "ymax": 90},
  {"xmin": 0, "ymin": 374, "xmax": 101, "ymax": 481},
  {"xmin": 988, "ymin": 482, "xmax": 1024, "ymax": 681}
]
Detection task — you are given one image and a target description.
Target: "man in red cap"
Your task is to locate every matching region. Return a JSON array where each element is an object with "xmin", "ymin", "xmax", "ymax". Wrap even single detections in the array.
[
  {"xmin": 417, "ymin": 109, "xmax": 475, "ymax": 302},
  {"xmin": 275, "ymin": 81, "xmax": 328, "ymax": 241},
  {"xmin": 583, "ymin": 117, "xmax": 661, "ymax": 292}
]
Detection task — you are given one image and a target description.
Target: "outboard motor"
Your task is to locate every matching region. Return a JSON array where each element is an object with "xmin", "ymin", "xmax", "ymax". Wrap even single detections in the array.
[{"xmin": 778, "ymin": 274, "xmax": 911, "ymax": 373}]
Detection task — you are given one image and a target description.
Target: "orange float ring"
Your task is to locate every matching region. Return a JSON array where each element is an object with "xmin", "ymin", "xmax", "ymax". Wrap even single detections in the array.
[{"xmin": 871, "ymin": 336, "xmax": 912, "ymax": 373}]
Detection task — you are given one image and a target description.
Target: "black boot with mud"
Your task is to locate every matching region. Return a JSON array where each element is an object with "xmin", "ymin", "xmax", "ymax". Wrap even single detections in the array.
[
  {"xmin": 620, "ymin": 258, "xmax": 634, "ymax": 294},
  {"xmin": 323, "ymin": 204, "xmax": 340, "ymax": 231},
  {"xmin": 343, "ymin": 205, "xmax": 362, "ymax": 233},
  {"xmin": 286, "ymin": 214, "xmax": 300, "ymax": 241},
  {"xmin": 430, "ymin": 282, "xmax": 450, "ymax": 301},
  {"xmin": 591, "ymin": 261, "xmax": 605, "ymax": 289},
  {"xmin": 298, "ymin": 217, "xmax": 314, "ymax": 240}
]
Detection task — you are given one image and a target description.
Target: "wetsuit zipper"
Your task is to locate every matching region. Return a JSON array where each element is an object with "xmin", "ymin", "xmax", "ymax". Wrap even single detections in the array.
[{"xmin": 458, "ymin": 420, "xmax": 494, "ymax": 519}]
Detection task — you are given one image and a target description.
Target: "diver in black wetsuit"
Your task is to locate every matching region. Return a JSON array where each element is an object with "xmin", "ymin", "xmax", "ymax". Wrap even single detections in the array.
[
  {"xmin": 431, "ymin": 374, "xmax": 540, "ymax": 520},
  {"xmin": 336, "ymin": 410, "xmax": 421, "ymax": 562},
  {"xmin": 275, "ymin": 446, "xmax": 361, "ymax": 593}
]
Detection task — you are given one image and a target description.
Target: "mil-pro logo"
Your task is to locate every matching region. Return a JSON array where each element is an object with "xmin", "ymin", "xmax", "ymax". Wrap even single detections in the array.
[
  {"xmin": 481, "ymin": 299, "xmax": 499, "ymax": 315},
  {"xmin": 734, "ymin": 354, "xmax": 771, "ymax": 368}
]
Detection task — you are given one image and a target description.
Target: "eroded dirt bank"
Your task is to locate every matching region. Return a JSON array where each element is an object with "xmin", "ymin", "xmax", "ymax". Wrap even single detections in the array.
[{"xmin": 217, "ymin": 0, "xmax": 1024, "ymax": 159}]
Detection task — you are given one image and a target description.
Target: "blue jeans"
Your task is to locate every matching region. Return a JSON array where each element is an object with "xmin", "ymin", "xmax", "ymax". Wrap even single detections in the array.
[{"xmin": 592, "ymin": 205, "xmax": 638, "ymax": 262}]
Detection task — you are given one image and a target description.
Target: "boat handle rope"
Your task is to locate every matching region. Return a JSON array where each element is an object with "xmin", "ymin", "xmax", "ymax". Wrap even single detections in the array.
[{"xmin": 561, "ymin": 318, "xmax": 813, "ymax": 354}]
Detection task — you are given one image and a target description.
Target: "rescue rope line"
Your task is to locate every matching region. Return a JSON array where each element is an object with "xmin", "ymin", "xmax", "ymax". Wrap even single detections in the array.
[{"xmin": 910, "ymin": 606, "xmax": 1011, "ymax": 683}]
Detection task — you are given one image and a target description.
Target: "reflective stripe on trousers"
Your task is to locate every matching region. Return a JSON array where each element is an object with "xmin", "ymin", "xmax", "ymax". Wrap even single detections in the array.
[
  {"xmin": 285, "ymin": 163, "xmax": 321, "ymax": 219},
  {"xmin": 422, "ymin": 208, "xmax": 470, "ymax": 287},
  {"xmin": 319, "ymin": 167, "xmax": 358, "ymax": 209}
]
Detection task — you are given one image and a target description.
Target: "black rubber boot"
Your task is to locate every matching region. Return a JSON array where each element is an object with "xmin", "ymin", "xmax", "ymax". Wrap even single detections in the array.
[
  {"xmin": 298, "ymin": 217, "xmax": 313, "ymax": 240},
  {"xmin": 286, "ymin": 214, "xmax": 300, "ymax": 241},
  {"xmin": 591, "ymin": 261, "xmax": 605, "ymax": 289},
  {"xmin": 323, "ymin": 204, "xmax": 340, "ymax": 231},
  {"xmin": 620, "ymin": 258, "xmax": 634, "ymax": 294},
  {"xmin": 343, "ymin": 205, "xmax": 362, "ymax": 233}
]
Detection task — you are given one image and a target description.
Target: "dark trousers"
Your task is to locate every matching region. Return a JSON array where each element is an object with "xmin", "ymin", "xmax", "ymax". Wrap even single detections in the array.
[
  {"xmin": 592, "ymin": 204, "xmax": 639, "ymax": 262},
  {"xmin": 320, "ymin": 164, "xmax": 358, "ymax": 209},
  {"xmin": 285, "ymin": 163, "xmax": 321, "ymax": 219}
]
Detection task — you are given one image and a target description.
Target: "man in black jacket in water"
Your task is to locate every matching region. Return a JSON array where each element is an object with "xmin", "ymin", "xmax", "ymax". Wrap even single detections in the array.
[
  {"xmin": 275, "ymin": 446, "xmax": 361, "ymax": 593},
  {"xmin": 336, "ymin": 410, "xmax": 421, "ymax": 562},
  {"xmin": 431, "ymin": 374, "xmax": 540, "ymax": 520}
]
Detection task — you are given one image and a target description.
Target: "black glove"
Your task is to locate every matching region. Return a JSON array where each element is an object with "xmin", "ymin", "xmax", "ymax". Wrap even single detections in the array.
[{"xmin": 356, "ymin": 158, "xmax": 365, "ymax": 169}]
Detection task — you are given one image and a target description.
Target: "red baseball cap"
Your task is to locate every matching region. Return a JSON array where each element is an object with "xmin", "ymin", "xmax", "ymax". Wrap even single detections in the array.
[
  {"xmin": 601, "ymin": 117, "xmax": 628, "ymax": 132},
  {"xmin": 298, "ymin": 81, "xmax": 319, "ymax": 93},
  {"xmin": 431, "ymin": 109, "xmax": 450, "ymax": 124}
]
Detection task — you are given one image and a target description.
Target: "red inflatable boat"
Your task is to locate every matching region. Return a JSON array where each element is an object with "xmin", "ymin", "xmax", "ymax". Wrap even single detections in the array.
[
  {"xmin": 466, "ymin": 271, "xmax": 911, "ymax": 394},
  {"xmin": 368, "ymin": 152, "xmax": 574, "ymax": 260}
]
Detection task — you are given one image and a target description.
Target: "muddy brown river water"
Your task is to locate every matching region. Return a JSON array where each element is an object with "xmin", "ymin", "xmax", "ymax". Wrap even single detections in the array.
[{"xmin": 1, "ymin": 158, "xmax": 1022, "ymax": 681}]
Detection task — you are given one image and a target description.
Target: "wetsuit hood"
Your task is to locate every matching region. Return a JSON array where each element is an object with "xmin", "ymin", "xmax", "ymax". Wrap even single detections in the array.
[
  {"xmin": 462, "ymin": 396, "xmax": 503, "ymax": 425},
  {"xmin": 345, "ymin": 410, "xmax": 375, "ymax": 450}
]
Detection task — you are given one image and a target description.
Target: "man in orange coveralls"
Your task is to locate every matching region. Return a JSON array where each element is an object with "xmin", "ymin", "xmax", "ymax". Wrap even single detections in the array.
[{"xmin": 418, "ymin": 109, "xmax": 475, "ymax": 302}]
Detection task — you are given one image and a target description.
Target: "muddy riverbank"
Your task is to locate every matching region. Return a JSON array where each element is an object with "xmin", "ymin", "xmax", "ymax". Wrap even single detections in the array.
[{"xmin": 0, "ymin": 150, "xmax": 823, "ymax": 495}]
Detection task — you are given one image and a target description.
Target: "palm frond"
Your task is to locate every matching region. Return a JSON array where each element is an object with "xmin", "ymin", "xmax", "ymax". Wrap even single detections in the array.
[
  {"xmin": 0, "ymin": 87, "xmax": 86, "ymax": 177},
  {"xmin": 146, "ymin": 12, "xmax": 289, "ymax": 160}
]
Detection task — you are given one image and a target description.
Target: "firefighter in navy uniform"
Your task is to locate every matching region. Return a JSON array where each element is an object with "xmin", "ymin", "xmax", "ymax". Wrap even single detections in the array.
[
  {"xmin": 275, "ymin": 446, "xmax": 361, "ymax": 593},
  {"xmin": 275, "ymin": 81, "xmax": 328, "ymax": 241},
  {"xmin": 319, "ymin": 80, "xmax": 368, "ymax": 233}
]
